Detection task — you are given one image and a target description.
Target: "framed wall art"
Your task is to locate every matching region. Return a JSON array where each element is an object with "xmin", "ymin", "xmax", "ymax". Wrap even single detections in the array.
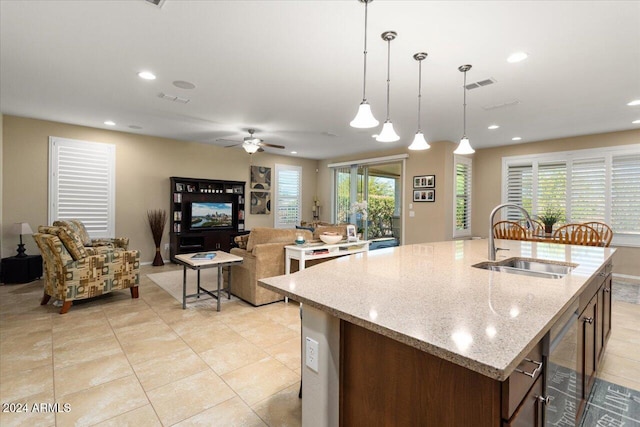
[
  {"xmin": 413, "ymin": 175, "xmax": 435, "ymax": 188},
  {"xmin": 250, "ymin": 166, "xmax": 272, "ymax": 190},
  {"xmin": 413, "ymin": 189, "xmax": 435, "ymax": 202},
  {"xmin": 250, "ymin": 191, "xmax": 271, "ymax": 214}
]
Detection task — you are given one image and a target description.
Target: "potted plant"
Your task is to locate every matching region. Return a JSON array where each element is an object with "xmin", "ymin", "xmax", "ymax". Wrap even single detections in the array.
[
  {"xmin": 147, "ymin": 209, "xmax": 167, "ymax": 266},
  {"xmin": 536, "ymin": 206, "xmax": 564, "ymax": 234}
]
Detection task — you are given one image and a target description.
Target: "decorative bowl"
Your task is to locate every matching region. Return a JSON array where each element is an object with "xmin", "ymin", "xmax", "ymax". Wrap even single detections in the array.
[{"xmin": 319, "ymin": 233, "xmax": 343, "ymax": 244}]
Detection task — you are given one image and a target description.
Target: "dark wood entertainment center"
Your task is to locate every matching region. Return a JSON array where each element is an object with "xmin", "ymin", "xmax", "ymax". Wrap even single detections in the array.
[{"xmin": 169, "ymin": 177, "xmax": 247, "ymax": 262}]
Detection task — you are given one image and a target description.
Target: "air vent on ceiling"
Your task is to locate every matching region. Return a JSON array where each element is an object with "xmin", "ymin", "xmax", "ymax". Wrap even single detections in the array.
[
  {"xmin": 144, "ymin": 0, "xmax": 166, "ymax": 8},
  {"xmin": 158, "ymin": 92, "xmax": 189, "ymax": 104},
  {"xmin": 465, "ymin": 77, "xmax": 497, "ymax": 90},
  {"xmin": 482, "ymin": 99, "xmax": 521, "ymax": 111}
]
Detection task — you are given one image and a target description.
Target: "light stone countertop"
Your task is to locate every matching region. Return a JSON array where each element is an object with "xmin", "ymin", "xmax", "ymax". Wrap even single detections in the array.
[{"xmin": 258, "ymin": 239, "xmax": 616, "ymax": 381}]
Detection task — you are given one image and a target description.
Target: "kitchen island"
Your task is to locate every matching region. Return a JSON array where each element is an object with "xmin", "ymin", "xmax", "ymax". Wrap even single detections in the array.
[{"xmin": 259, "ymin": 239, "xmax": 615, "ymax": 426}]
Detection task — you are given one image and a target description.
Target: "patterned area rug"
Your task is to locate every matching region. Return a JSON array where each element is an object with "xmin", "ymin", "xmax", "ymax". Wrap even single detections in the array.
[
  {"xmin": 147, "ymin": 268, "xmax": 240, "ymax": 308},
  {"xmin": 612, "ymin": 280, "xmax": 640, "ymax": 305},
  {"xmin": 547, "ymin": 362, "xmax": 640, "ymax": 426}
]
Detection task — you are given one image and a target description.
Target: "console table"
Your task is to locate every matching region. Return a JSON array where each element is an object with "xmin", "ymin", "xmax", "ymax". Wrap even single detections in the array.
[{"xmin": 285, "ymin": 240, "xmax": 370, "ymax": 275}]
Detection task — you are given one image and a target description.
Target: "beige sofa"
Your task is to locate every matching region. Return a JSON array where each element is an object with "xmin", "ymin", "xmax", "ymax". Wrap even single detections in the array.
[{"xmin": 230, "ymin": 225, "xmax": 349, "ymax": 306}]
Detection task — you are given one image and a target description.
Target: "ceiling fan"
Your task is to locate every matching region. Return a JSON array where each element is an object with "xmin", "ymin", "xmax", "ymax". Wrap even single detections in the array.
[{"xmin": 217, "ymin": 129, "xmax": 285, "ymax": 154}]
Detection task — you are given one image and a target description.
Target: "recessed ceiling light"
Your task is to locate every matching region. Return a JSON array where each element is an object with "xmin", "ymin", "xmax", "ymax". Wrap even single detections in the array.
[
  {"xmin": 633, "ymin": 119, "xmax": 640, "ymax": 124},
  {"xmin": 512, "ymin": 137, "xmax": 522, "ymax": 141},
  {"xmin": 138, "ymin": 71, "xmax": 156, "ymax": 80},
  {"xmin": 488, "ymin": 125, "xmax": 500, "ymax": 130},
  {"xmin": 628, "ymin": 99, "xmax": 640, "ymax": 106},
  {"xmin": 104, "ymin": 120, "xmax": 116, "ymax": 126},
  {"xmin": 173, "ymin": 80, "xmax": 196, "ymax": 90},
  {"xmin": 507, "ymin": 52, "xmax": 528, "ymax": 63},
  {"xmin": 291, "ymin": 151, "xmax": 298, "ymax": 154}
]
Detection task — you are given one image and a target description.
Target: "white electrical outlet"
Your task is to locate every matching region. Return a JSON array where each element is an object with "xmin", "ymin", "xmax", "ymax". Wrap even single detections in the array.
[
  {"xmin": 164, "ymin": 243, "xmax": 170, "ymax": 251},
  {"xmin": 409, "ymin": 211, "xmax": 415, "ymax": 217},
  {"xmin": 305, "ymin": 337, "xmax": 319, "ymax": 372}
]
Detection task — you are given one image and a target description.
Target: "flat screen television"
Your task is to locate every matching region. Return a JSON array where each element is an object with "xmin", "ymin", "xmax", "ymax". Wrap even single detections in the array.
[{"xmin": 189, "ymin": 202, "xmax": 234, "ymax": 230}]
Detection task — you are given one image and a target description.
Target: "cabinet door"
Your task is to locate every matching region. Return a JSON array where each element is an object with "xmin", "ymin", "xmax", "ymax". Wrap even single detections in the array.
[
  {"xmin": 503, "ymin": 375, "xmax": 543, "ymax": 427},
  {"xmin": 601, "ymin": 274, "xmax": 612, "ymax": 353},
  {"xmin": 581, "ymin": 295, "xmax": 598, "ymax": 400}
]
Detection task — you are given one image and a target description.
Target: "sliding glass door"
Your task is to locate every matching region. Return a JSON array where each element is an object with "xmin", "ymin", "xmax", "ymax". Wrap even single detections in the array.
[{"xmin": 334, "ymin": 162, "xmax": 401, "ymax": 242}]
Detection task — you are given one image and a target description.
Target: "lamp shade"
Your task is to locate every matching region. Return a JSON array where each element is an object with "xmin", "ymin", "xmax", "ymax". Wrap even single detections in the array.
[
  {"xmin": 243, "ymin": 143, "xmax": 260, "ymax": 154},
  {"xmin": 13, "ymin": 222, "xmax": 33, "ymax": 235},
  {"xmin": 350, "ymin": 102, "xmax": 379, "ymax": 128},
  {"xmin": 454, "ymin": 137, "xmax": 475, "ymax": 155},
  {"xmin": 408, "ymin": 132, "xmax": 430, "ymax": 150},
  {"xmin": 376, "ymin": 121, "xmax": 400, "ymax": 142}
]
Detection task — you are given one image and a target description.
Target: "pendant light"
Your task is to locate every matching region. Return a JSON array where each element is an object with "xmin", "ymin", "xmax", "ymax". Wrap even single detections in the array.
[
  {"xmin": 454, "ymin": 64, "xmax": 475, "ymax": 154},
  {"xmin": 376, "ymin": 31, "xmax": 399, "ymax": 142},
  {"xmin": 350, "ymin": 0, "xmax": 378, "ymax": 128},
  {"xmin": 408, "ymin": 52, "xmax": 430, "ymax": 150}
]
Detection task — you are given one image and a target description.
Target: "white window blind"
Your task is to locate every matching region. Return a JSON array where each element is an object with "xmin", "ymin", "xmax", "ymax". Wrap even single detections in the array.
[
  {"xmin": 506, "ymin": 164, "xmax": 532, "ymax": 221},
  {"xmin": 454, "ymin": 155, "xmax": 472, "ymax": 238},
  {"xmin": 611, "ymin": 153, "xmax": 640, "ymax": 233},
  {"xmin": 503, "ymin": 144, "xmax": 640, "ymax": 246},
  {"xmin": 274, "ymin": 164, "xmax": 302, "ymax": 229},
  {"xmin": 570, "ymin": 157, "xmax": 606, "ymax": 223},
  {"xmin": 537, "ymin": 161, "xmax": 566, "ymax": 213},
  {"xmin": 48, "ymin": 137, "xmax": 115, "ymax": 238}
]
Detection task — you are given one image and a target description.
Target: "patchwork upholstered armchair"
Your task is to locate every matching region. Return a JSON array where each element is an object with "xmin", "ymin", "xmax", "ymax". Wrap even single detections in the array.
[{"xmin": 33, "ymin": 220, "xmax": 140, "ymax": 314}]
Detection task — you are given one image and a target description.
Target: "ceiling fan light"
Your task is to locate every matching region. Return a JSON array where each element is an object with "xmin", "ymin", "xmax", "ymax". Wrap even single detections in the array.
[
  {"xmin": 454, "ymin": 137, "xmax": 475, "ymax": 155},
  {"xmin": 350, "ymin": 102, "xmax": 379, "ymax": 128},
  {"xmin": 243, "ymin": 142, "xmax": 260, "ymax": 154},
  {"xmin": 408, "ymin": 132, "xmax": 430, "ymax": 150},
  {"xmin": 376, "ymin": 121, "xmax": 400, "ymax": 142}
]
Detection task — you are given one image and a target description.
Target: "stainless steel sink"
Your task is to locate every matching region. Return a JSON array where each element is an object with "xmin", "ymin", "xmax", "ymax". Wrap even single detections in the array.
[{"xmin": 473, "ymin": 258, "xmax": 576, "ymax": 279}]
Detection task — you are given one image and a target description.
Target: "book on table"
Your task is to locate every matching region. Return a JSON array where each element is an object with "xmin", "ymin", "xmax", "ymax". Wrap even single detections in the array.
[{"xmin": 191, "ymin": 252, "xmax": 216, "ymax": 260}]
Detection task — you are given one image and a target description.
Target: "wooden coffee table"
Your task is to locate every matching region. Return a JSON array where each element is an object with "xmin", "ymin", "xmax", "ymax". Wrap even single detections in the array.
[{"xmin": 174, "ymin": 251, "xmax": 243, "ymax": 311}]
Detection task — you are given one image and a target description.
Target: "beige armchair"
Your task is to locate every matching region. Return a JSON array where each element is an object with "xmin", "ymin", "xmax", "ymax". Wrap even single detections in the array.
[{"xmin": 33, "ymin": 222, "xmax": 140, "ymax": 314}]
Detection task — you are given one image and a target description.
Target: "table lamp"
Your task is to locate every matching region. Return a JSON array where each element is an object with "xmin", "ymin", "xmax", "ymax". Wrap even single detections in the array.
[{"xmin": 13, "ymin": 222, "xmax": 34, "ymax": 258}]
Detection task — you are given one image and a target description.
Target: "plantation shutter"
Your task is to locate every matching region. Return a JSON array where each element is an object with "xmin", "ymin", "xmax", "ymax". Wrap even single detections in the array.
[
  {"xmin": 611, "ymin": 153, "xmax": 640, "ymax": 233},
  {"xmin": 274, "ymin": 164, "xmax": 302, "ymax": 229},
  {"xmin": 537, "ymin": 162, "xmax": 566, "ymax": 214},
  {"xmin": 569, "ymin": 157, "xmax": 606, "ymax": 223},
  {"xmin": 506, "ymin": 164, "xmax": 533, "ymax": 221},
  {"xmin": 48, "ymin": 137, "xmax": 115, "ymax": 238},
  {"xmin": 454, "ymin": 156, "xmax": 472, "ymax": 237}
]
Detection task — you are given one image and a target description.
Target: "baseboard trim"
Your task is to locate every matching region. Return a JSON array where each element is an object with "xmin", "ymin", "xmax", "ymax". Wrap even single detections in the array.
[{"xmin": 613, "ymin": 273, "xmax": 640, "ymax": 284}]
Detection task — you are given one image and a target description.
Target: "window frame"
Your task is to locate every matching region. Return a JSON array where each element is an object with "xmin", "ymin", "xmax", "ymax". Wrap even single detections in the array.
[
  {"xmin": 273, "ymin": 164, "xmax": 302, "ymax": 229},
  {"xmin": 501, "ymin": 144, "xmax": 640, "ymax": 247},
  {"xmin": 48, "ymin": 136, "xmax": 116, "ymax": 238},
  {"xmin": 453, "ymin": 155, "xmax": 473, "ymax": 239}
]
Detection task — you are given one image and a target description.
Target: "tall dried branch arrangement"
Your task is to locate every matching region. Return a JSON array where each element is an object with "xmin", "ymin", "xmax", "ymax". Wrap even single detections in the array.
[{"xmin": 147, "ymin": 209, "xmax": 167, "ymax": 247}]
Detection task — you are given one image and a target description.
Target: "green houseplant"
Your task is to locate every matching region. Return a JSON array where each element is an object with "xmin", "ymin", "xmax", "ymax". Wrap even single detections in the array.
[{"xmin": 536, "ymin": 206, "xmax": 564, "ymax": 234}]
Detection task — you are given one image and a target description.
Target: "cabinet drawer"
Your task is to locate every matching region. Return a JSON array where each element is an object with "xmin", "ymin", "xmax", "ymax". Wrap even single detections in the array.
[
  {"xmin": 502, "ymin": 339, "xmax": 543, "ymax": 420},
  {"xmin": 503, "ymin": 374, "xmax": 543, "ymax": 427}
]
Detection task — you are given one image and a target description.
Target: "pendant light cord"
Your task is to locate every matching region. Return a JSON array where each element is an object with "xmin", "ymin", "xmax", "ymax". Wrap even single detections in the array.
[
  {"xmin": 417, "ymin": 59, "xmax": 422, "ymax": 131},
  {"xmin": 361, "ymin": 1, "xmax": 369, "ymax": 101},
  {"xmin": 462, "ymin": 69, "xmax": 467, "ymax": 137},
  {"xmin": 385, "ymin": 38, "xmax": 391, "ymax": 120}
]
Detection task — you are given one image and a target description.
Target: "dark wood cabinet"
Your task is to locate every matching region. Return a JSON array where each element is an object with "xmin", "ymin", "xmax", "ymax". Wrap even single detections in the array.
[
  {"xmin": 339, "ymin": 320, "xmax": 546, "ymax": 427},
  {"xmin": 169, "ymin": 177, "xmax": 246, "ymax": 262},
  {"xmin": 575, "ymin": 263, "xmax": 612, "ymax": 422},
  {"xmin": 503, "ymin": 375, "xmax": 543, "ymax": 427}
]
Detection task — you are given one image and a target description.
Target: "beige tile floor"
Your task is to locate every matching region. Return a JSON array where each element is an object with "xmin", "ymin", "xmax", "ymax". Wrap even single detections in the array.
[
  {"xmin": 1, "ymin": 264, "xmax": 638, "ymax": 426},
  {"xmin": 0, "ymin": 263, "xmax": 301, "ymax": 426}
]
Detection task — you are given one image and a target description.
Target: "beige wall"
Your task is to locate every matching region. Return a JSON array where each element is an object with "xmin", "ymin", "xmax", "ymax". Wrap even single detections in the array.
[
  {"xmin": 1, "ymin": 115, "xmax": 319, "ymax": 263},
  {"xmin": 316, "ymin": 140, "xmax": 458, "ymax": 245},
  {"xmin": 472, "ymin": 129, "xmax": 640, "ymax": 277}
]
